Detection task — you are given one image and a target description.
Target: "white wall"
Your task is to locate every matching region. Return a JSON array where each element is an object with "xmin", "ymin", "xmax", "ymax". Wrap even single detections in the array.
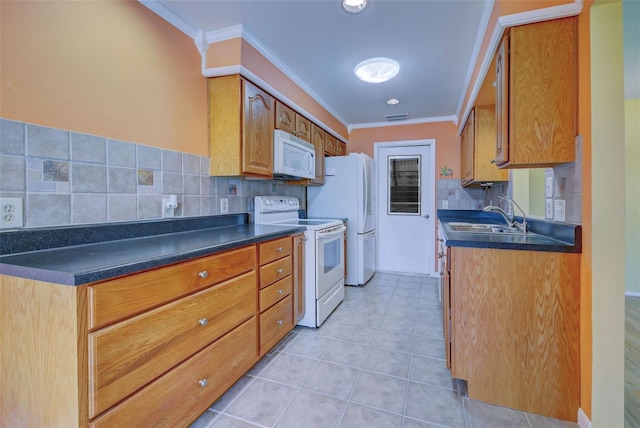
[
  {"xmin": 591, "ymin": 1, "xmax": 626, "ymax": 425},
  {"xmin": 625, "ymin": 99, "xmax": 640, "ymax": 295}
]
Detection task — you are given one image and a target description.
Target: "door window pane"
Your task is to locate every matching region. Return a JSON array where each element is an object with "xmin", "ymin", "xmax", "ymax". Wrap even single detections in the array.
[{"xmin": 388, "ymin": 155, "xmax": 421, "ymax": 215}]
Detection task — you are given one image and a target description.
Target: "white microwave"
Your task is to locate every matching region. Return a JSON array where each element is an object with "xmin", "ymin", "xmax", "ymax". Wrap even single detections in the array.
[{"xmin": 273, "ymin": 129, "xmax": 316, "ymax": 180}]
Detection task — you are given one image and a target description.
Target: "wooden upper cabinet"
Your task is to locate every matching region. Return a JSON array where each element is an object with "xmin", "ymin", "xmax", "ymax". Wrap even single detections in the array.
[
  {"xmin": 309, "ymin": 123, "xmax": 325, "ymax": 185},
  {"xmin": 209, "ymin": 75, "xmax": 275, "ymax": 178},
  {"xmin": 337, "ymin": 140, "xmax": 347, "ymax": 156},
  {"xmin": 495, "ymin": 17, "xmax": 577, "ymax": 168},
  {"xmin": 275, "ymin": 101, "xmax": 311, "ymax": 142},
  {"xmin": 324, "ymin": 134, "xmax": 337, "ymax": 156},
  {"xmin": 461, "ymin": 106, "xmax": 508, "ymax": 187},
  {"xmin": 460, "ymin": 109, "xmax": 475, "ymax": 186}
]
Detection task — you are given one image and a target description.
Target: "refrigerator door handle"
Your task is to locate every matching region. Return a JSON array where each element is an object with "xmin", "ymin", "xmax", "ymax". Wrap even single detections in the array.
[{"xmin": 361, "ymin": 160, "xmax": 368, "ymax": 228}]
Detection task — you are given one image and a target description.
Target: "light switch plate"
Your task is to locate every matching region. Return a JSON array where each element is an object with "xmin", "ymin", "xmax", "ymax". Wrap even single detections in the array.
[
  {"xmin": 546, "ymin": 199, "xmax": 553, "ymax": 219},
  {"xmin": 554, "ymin": 199, "xmax": 566, "ymax": 222}
]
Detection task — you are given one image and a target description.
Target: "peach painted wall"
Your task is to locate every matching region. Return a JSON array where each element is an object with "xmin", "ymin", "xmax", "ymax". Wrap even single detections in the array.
[
  {"xmin": 578, "ymin": 1, "xmax": 594, "ymax": 420},
  {"xmin": 205, "ymin": 38, "xmax": 243, "ymax": 68},
  {"xmin": 348, "ymin": 121, "xmax": 460, "ymax": 181},
  {"xmin": 0, "ymin": 1, "xmax": 208, "ymax": 155}
]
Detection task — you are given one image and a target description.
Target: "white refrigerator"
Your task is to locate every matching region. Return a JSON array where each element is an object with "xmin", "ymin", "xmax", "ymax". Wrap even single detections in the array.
[{"xmin": 307, "ymin": 153, "xmax": 376, "ymax": 285}]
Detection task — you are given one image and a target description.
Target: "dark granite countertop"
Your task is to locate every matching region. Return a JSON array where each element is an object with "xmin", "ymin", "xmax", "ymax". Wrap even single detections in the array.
[
  {"xmin": 0, "ymin": 214, "xmax": 305, "ymax": 286},
  {"xmin": 437, "ymin": 209, "xmax": 581, "ymax": 253}
]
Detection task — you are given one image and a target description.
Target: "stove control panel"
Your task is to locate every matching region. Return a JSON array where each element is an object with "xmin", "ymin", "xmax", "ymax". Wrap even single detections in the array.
[{"xmin": 255, "ymin": 196, "xmax": 300, "ymax": 212}]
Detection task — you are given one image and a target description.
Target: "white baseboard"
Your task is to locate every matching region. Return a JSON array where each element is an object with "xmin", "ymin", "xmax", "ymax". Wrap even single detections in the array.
[
  {"xmin": 578, "ymin": 408, "xmax": 591, "ymax": 428},
  {"xmin": 625, "ymin": 291, "xmax": 640, "ymax": 298}
]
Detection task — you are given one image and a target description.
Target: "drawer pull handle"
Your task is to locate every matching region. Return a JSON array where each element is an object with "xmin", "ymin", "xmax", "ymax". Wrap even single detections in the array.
[
  {"xmin": 198, "ymin": 379, "xmax": 208, "ymax": 388},
  {"xmin": 277, "ymin": 247, "xmax": 284, "ymax": 252},
  {"xmin": 277, "ymin": 289, "xmax": 284, "ymax": 294},
  {"xmin": 199, "ymin": 318, "xmax": 208, "ymax": 326},
  {"xmin": 277, "ymin": 320, "xmax": 284, "ymax": 325},
  {"xmin": 198, "ymin": 271, "xmax": 208, "ymax": 279},
  {"xmin": 277, "ymin": 268, "xmax": 284, "ymax": 274}
]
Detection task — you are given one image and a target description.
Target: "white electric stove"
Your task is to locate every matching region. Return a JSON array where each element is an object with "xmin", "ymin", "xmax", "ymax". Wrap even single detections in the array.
[{"xmin": 254, "ymin": 196, "xmax": 345, "ymax": 327}]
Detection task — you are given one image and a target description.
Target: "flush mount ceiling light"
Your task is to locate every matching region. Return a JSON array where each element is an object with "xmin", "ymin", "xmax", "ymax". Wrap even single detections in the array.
[
  {"xmin": 343, "ymin": 0, "xmax": 367, "ymax": 14},
  {"xmin": 386, "ymin": 98, "xmax": 400, "ymax": 105},
  {"xmin": 355, "ymin": 58, "xmax": 400, "ymax": 83}
]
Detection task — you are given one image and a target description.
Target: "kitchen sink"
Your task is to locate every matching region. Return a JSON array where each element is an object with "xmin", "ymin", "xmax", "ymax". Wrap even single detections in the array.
[{"xmin": 446, "ymin": 222, "xmax": 528, "ymax": 235}]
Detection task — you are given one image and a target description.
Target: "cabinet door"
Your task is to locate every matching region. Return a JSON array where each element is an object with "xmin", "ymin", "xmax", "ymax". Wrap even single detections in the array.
[
  {"xmin": 242, "ymin": 79, "xmax": 275, "ymax": 176},
  {"xmin": 324, "ymin": 134, "xmax": 337, "ymax": 156},
  {"xmin": 337, "ymin": 141, "xmax": 347, "ymax": 156},
  {"xmin": 474, "ymin": 105, "xmax": 508, "ymax": 183},
  {"xmin": 460, "ymin": 109, "xmax": 475, "ymax": 186},
  {"xmin": 495, "ymin": 33, "xmax": 509, "ymax": 166},
  {"xmin": 309, "ymin": 124, "xmax": 325, "ymax": 185},
  {"xmin": 292, "ymin": 234, "xmax": 305, "ymax": 324},
  {"xmin": 275, "ymin": 102, "xmax": 296, "ymax": 135},
  {"xmin": 441, "ymin": 246, "xmax": 451, "ymax": 371},
  {"xmin": 295, "ymin": 115, "xmax": 311, "ymax": 142}
]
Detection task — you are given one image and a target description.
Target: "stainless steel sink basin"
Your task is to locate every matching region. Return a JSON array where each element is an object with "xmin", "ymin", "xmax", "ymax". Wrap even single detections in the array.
[{"xmin": 446, "ymin": 222, "xmax": 528, "ymax": 235}]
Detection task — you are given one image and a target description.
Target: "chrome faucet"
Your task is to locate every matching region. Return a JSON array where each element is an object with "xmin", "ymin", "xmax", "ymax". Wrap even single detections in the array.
[
  {"xmin": 482, "ymin": 205, "xmax": 513, "ymax": 228},
  {"xmin": 482, "ymin": 196, "xmax": 528, "ymax": 233}
]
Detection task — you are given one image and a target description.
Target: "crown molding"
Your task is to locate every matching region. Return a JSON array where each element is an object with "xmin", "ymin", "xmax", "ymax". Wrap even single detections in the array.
[
  {"xmin": 138, "ymin": 1, "xmax": 198, "ymax": 39},
  {"xmin": 350, "ymin": 115, "xmax": 458, "ymax": 131},
  {"xmin": 456, "ymin": 0, "xmax": 583, "ymax": 136},
  {"xmin": 203, "ymin": 25, "xmax": 350, "ymax": 134}
]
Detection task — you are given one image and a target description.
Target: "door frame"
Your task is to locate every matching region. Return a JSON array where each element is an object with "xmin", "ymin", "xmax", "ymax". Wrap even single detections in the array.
[{"xmin": 374, "ymin": 139, "xmax": 437, "ymax": 277}]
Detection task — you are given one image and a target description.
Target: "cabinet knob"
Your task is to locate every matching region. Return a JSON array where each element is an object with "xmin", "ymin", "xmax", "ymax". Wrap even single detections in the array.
[
  {"xmin": 277, "ymin": 289, "xmax": 284, "ymax": 294},
  {"xmin": 198, "ymin": 379, "xmax": 208, "ymax": 388},
  {"xmin": 198, "ymin": 271, "xmax": 208, "ymax": 279},
  {"xmin": 277, "ymin": 268, "xmax": 284, "ymax": 274},
  {"xmin": 277, "ymin": 246, "xmax": 284, "ymax": 252},
  {"xmin": 490, "ymin": 159, "xmax": 497, "ymax": 164},
  {"xmin": 277, "ymin": 320, "xmax": 284, "ymax": 326},
  {"xmin": 199, "ymin": 318, "xmax": 208, "ymax": 326}
]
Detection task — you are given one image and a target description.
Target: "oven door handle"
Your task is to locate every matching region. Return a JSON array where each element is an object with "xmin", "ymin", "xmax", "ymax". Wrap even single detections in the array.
[{"xmin": 317, "ymin": 225, "xmax": 346, "ymax": 240}]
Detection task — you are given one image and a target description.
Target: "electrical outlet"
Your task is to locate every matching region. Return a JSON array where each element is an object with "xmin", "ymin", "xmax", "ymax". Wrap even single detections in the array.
[
  {"xmin": 220, "ymin": 198, "xmax": 229, "ymax": 214},
  {"xmin": 0, "ymin": 198, "xmax": 24, "ymax": 228}
]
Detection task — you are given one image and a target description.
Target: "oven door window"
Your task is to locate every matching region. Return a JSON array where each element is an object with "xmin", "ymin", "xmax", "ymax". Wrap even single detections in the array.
[
  {"xmin": 316, "ymin": 226, "xmax": 345, "ymax": 296},
  {"xmin": 322, "ymin": 237, "xmax": 341, "ymax": 274}
]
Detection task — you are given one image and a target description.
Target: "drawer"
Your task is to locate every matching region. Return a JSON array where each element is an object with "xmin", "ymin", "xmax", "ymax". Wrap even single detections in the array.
[
  {"xmin": 89, "ymin": 317, "xmax": 258, "ymax": 428},
  {"xmin": 260, "ymin": 295, "xmax": 293, "ymax": 355},
  {"xmin": 259, "ymin": 256, "xmax": 292, "ymax": 289},
  {"xmin": 88, "ymin": 271, "xmax": 256, "ymax": 418},
  {"xmin": 259, "ymin": 237, "xmax": 292, "ymax": 265},
  {"xmin": 88, "ymin": 245, "xmax": 256, "ymax": 330},
  {"xmin": 259, "ymin": 275, "xmax": 292, "ymax": 312}
]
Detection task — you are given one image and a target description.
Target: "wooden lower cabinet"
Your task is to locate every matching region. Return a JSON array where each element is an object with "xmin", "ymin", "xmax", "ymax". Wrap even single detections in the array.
[
  {"xmin": 88, "ymin": 271, "xmax": 256, "ymax": 417},
  {"xmin": 446, "ymin": 247, "xmax": 580, "ymax": 421},
  {"xmin": 89, "ymin": 317, "xmax": 257, "ymax": 428},
  {"xmin": 257, "ymin": 235, "xmax": 299, "ymax": 356},
  {"xmin": 0, "ymin": 236, "xmax": 303, "ymax": 427}
]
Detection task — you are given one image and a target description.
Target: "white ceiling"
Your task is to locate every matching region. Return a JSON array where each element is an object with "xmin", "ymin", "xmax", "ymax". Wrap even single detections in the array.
[{"xmin": 143, "ymin": 0, "xmax": 492, "ymax": 129}]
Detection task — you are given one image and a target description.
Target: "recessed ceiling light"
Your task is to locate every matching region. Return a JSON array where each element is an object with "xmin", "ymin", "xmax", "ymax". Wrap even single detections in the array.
[
  {"xmin": 354, "ymin": 58, "xmax": 400, "ymax": 83},
  {"xmin": 343, "ymin": 0, "xmax": 367, "ymax": 14},
  {"xmin": 387, "ymin": 98, "xmax": 400, "ymax": 105}
]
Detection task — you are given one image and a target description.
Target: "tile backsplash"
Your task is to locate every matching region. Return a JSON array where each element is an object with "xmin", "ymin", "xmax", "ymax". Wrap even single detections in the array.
[
  {"xmin": 0, "ymin": 118, "xmax": 304, "ymax": 228},
  {"xmin": 437, "ymin": 179, "xmax": 509, "ymax": 210}
]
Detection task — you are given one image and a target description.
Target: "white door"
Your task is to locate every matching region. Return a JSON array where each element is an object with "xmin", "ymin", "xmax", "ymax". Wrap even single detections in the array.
[{"xmin": 375, "ymin": 141, "xmax": 435, "ymax": 275}]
